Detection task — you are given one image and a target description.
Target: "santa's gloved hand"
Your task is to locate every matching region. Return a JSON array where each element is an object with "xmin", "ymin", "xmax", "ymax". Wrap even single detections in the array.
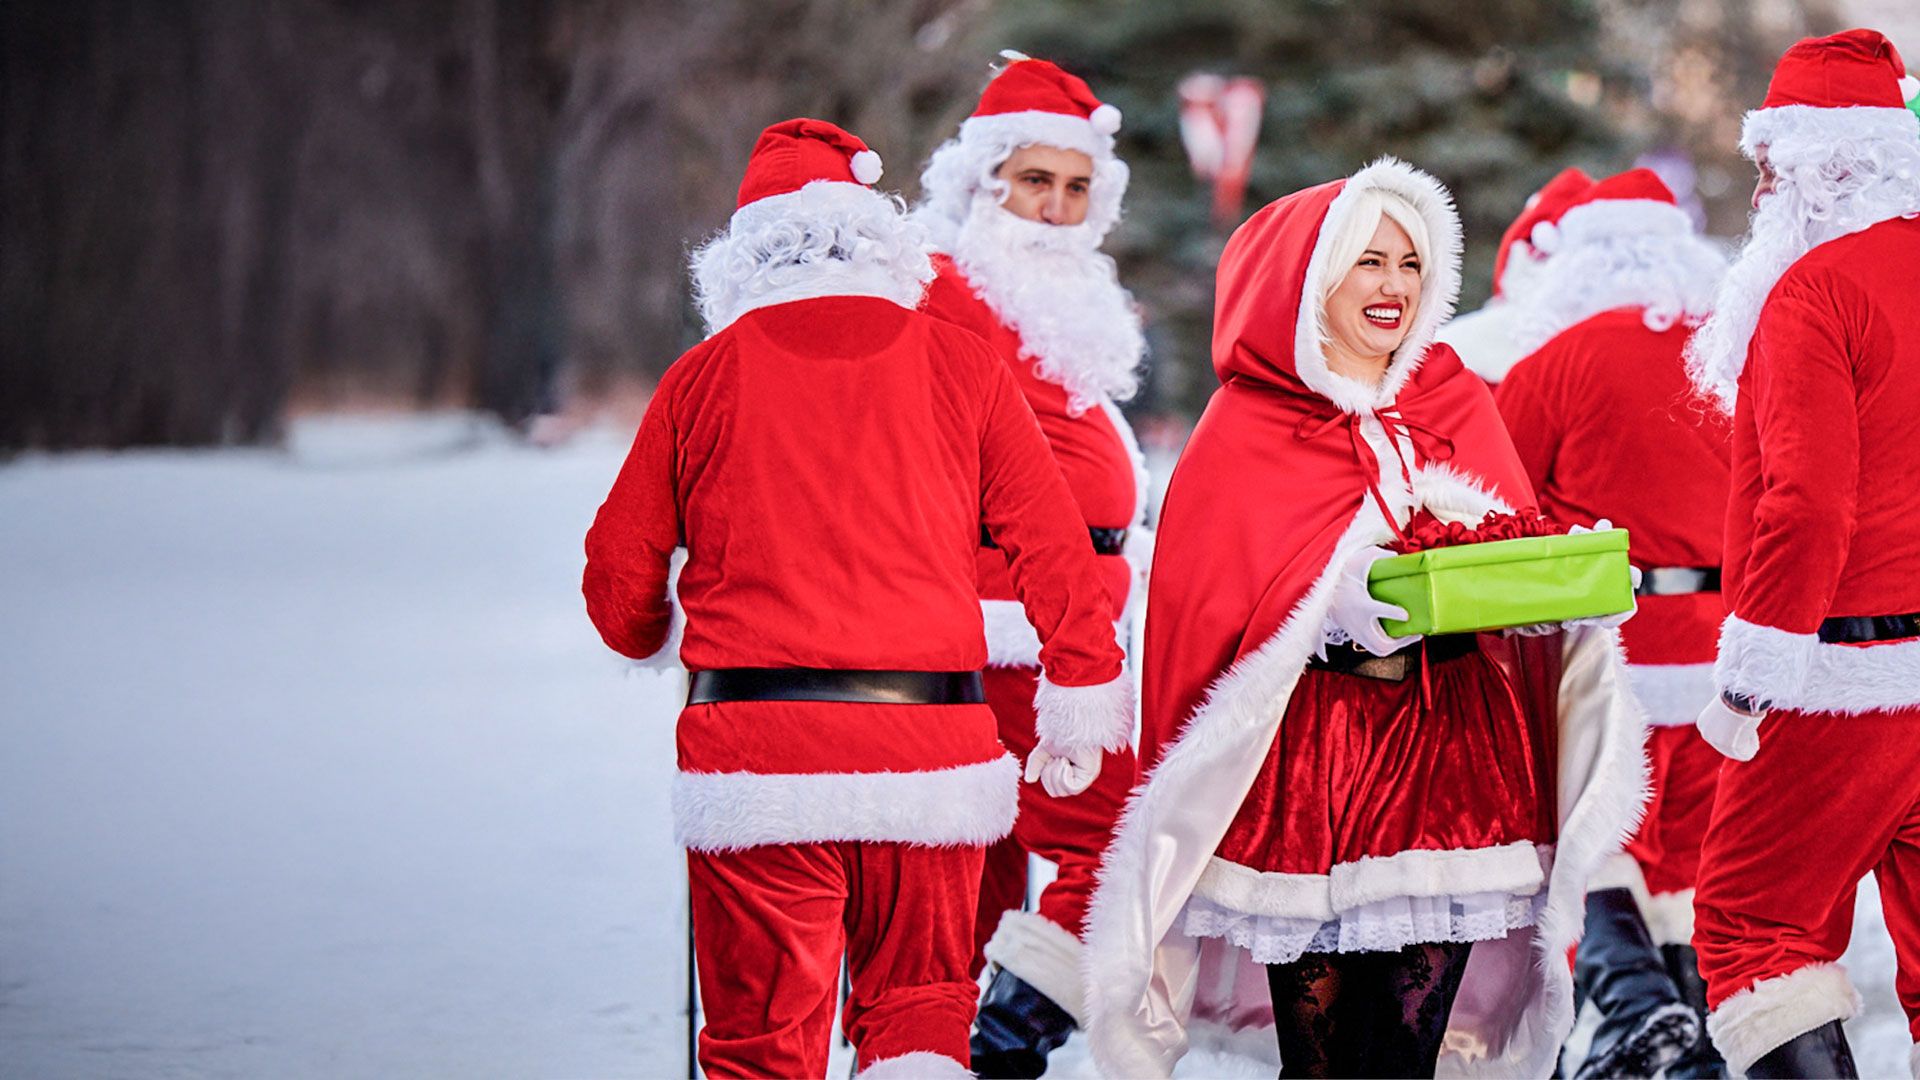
[
  {"xmin": 1024, "ymin": 742, "xmax": 1102, "ymax": 798},
  {"xmin": 1329, "ymin": 545, "xmax": 1421, "ymax": 657},
  {"xmin": 1696, "ymin": 691, "xmax": 1766, "ymax": 761}
]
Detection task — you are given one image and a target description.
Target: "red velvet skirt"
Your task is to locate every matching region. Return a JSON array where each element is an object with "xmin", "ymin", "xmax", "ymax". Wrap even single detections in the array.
[{"xmin": 1214, "ymin": 641, "xmax": 1557, "ymax": 876}]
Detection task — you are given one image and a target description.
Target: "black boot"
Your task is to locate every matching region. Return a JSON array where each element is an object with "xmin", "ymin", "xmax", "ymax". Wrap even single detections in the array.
[
  {"xmin": 1659, "ymin": 943, "xmax": 1726, "ymax": 1077},
  {"xmin": 1572, "ymin": 889, "xmax": 1701, "ymax": 1079},
  {"xmin": 970, "ymin": 967, "xmax": 1076, "ymax": 1079},
  {"xmin": 1745, "ymin": 1019, "xmax": 1858, "ymax": 1079}
]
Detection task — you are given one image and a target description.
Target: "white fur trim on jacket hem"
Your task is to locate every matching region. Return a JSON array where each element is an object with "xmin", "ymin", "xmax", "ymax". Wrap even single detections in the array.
[
  {"xmin": 1641, "ymin": 887, "xmax": 1695, "ymax": 947},
  {"xmin": 1034, "ymin": 673, "xmax": 1135, "ymax": 753},
  {"xmin": 981, "ymin": 599, "xmax": 1044, "ymax": 668},
  {"xmin": 1716, "ymin": 613, "xmax": 1920, "ymax": 713},
  {"xmin": 1192, "ymin": 841, "xmax": 1546, "ymax": 920},
  {"xmin": 857, "ymin": 1050, "xmax": 973, "ymax": 1079},
  {"xmin": 984, "ymin": 908, "xmax": 1087, "ymax": 1024},
  {"xmin": 672, "ymin": 755, "xmax": 1019, "ymax": 852},
  {"xmin": 631, "ymin": 548, "xmax": 687, "ymax": 671},
  {"xmin": 1909, "ymin": 1040, "xmax": 1919, "ymax": 1080},
  {"xmin": 1293, "ymin": 157, "xmax": 1463, "ymax": 416},
  {"xmin": 1627, "ymin": 662, "xmax": 1716, "ymax": 727},
  {"xmin": 1706, "ymin": 961, "xmax": 1862, "ymax": 1073}
]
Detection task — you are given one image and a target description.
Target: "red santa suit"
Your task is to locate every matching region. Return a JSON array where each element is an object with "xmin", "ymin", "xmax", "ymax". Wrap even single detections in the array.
[
  {"xmin": 1680, "ymin": 30, "xmax": 1920, "ymax": 1074},
  {"xmin": 1494, "ymin": 169, "xmax": 1731, "ymax": 946},
  {"xmin": 912, "ymin": 57, "xmax": 1149, "ymax": 1026},
  {"xmin": 1436, "ymin": 168, "xmax": 1593, "ymax": 385},
  {"xmin": 1080, "ymin": 158, "xmax": 1647, "ymax": 1078},
  {"xmin": 581, "ymin": 119, "xmax": 1132, "ymax": 1080}
]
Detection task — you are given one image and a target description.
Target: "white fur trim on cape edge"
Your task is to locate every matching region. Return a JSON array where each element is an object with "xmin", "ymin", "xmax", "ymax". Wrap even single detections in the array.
[
  {"xmin": 1035, "ymin": 673, "xmax": 1135, "ymax": 753},
  {"xmin": 671, "ymin": 755, "xmax": 1018, "ymax": 852},
  {"xmin": 1410, "ymin": 462, "xmax": 1513, "ymax": 522},
  {"xmin": 983, "ymin": 908, "xmax": 1087, "ymax": 1024},
  {"xmin": 857, "ymin": 1050, "xmax": 973, "ymax": 1079},
  {"xmin": 1740, "ymin": 104, "xmax": 1920, "ymax": 159},
  {"xmin": 1627, "ymin": 662, "xmax": 1715, "ymax": 727},
  {"xmin": 1706, "ymin": 961, "xmax": 1861, "ymax": 1073},
  {"xmin": 1192, "ymin": 841, "xmax": 1545, "ymax": 921},
  {"xmin": 1294, "ymin": 157, "xmax": 1464, "ymax": 416},
  {"xmin": 1716, "ymin": 614, "xmax": 1920, "ymax": 713}
]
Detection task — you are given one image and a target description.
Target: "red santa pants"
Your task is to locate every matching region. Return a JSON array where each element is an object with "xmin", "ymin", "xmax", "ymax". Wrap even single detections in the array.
[
  {"xmin": 1622, "ymin": 725, "xmax": 1722, "ymax": 939},
  {"xmin": 971, "ymin": 666, "xmax": 1135, "ymax": 975},
  {"xmin": 1693, "ymin": 704, "xmax": 1920, "ymax": 1044},
  {"xmin": 688, "ymin": 840, "xmax": 984, "ymax": 1077}
]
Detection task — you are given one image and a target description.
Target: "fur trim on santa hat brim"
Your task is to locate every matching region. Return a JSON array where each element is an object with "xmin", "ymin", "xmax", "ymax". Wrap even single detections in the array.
[
  {"xmin": 856, "ymin": 1050, "xmax": 973, "ymax": 1079},
  {"xmin": 1034, "ymin": 673, "xmax": 1135, "ymax": 753},
  {"xmin": 1716, "ymin": 614, "xmax": 1920, "ymax": 713},
  {"xmin": 1741, "ymin": 103, "xmax": 1920, "ymax": 158},
  {"xmin": 730, "ymin": 177, "xmax": 892, "ymax": 232},
  {"xmin": 1555, "ymin": 199, "xmax": 1693, "ymax": 245},
  {"xmin": 672, "ymin": 755, "xmax": 1018, "ymax": 851},
  {"xmin": 960, "ymin": 109, "xmax": 1114, "ymax": 161},
  {"xmin": 1707, "ymin": 961, "xmax": 1862, "ymax": 1073},
  {"xmin": 1294, "ymin": 157, "xmax": 1463, "ymax": 416},
  {"xmin": 984, "ymin": 909, "xmax": 1087, "ymax": 1023}
]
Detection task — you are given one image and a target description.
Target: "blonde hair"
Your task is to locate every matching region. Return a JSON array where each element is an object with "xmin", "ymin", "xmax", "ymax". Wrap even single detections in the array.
[{"xmin": 1317, "ymin": 188, "xmax": 1432, "ymax": 305}]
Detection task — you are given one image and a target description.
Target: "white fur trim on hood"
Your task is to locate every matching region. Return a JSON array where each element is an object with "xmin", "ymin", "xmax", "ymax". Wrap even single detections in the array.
[
  {"xmin": 1034, "ymin": 673, "xmax": 1135, "ymax": 753},
  {"xmin": 1707, "ymin": 961, "xmax": 1862, "ymax": 1074},
  {"xmin": 1293, "ymin": 157, "xmax": 1464, "ymax": 416},
  {"xmin": 1716, "ymin": 614, "xmax": 1920, "ymax": 714},
  {"xmin": 857, "ymin": 1050, "xmax": 973, "ymax": 1079},
  {"xmin": 671, "ymin": 755, "xmax": 1019, "ymax": 852},
  {"xmin": 983, "ymin": 909, "xmax": 1087, "ymax": 1024}
]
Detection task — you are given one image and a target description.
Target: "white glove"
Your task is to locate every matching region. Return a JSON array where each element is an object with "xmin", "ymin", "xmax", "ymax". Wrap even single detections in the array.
[
  {"xmin": 1024, "ymin": 743, "xmax": 1102, "ymax": 798},
  {"xmin": 1327, "ymin": 545, "xmax": 1421, "ymax": 658},
  {"xmin": 1696, "ymin": 693, "xmax": 1765, "ymax": 761}
]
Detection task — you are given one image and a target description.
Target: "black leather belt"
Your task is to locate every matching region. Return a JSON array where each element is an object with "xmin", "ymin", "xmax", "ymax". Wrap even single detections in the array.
[
  {"xmin": 687, "ymin": 668, "xmax": 986, "ymax": 706},
  {"xmin": 981, "ymin": 524, "xmax": 1128, "ymax": 557},
  {"xmin": 1818, "ymin": 613, "xmax": 1920, "ymax": 644},
  {"xmin": 1635, "ymin": 567, "xmax": 1722, "ymax": 596},
  {"xmin": 1306, "ymin": 634, "xmax": 1479, "ymax": 682}
]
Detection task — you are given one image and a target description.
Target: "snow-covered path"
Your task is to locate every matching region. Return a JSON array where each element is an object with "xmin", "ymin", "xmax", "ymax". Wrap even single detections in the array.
[{"xmin": 0, "ymin": 417, "xmax": 1908, "ymax": 1077}]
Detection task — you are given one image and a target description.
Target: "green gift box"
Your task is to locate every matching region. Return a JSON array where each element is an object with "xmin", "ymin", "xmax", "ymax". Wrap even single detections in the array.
[{"xmin": 1366, "ymin": 529, "xmax": 1634, "ymax": 636}]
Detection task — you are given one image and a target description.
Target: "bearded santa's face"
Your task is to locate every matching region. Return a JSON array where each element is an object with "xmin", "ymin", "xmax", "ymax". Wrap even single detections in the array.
[{"xmin": 994, "ymin": 144, "xmax": 1094, "ymax": 225}]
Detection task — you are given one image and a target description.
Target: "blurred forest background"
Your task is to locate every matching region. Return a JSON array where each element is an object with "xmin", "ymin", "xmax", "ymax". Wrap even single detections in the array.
[{"xmin": 6, "ymin": 0, "xmax": 1904, "ymax": 451}]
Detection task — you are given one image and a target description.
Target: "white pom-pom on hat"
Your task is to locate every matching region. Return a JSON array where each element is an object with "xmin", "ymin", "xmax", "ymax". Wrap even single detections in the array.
[
  {"xmin": 1090, "ymin": 103, "xmax": 1122, "ymax": 135},
  {"xmin": 1902, "ymin": 74, "xmax": 1920, "ymax": 103},
  {"xmin": 850, "ymin": 149, "xmax": 883, "ymax": 185},
  {"xmin": 1529, "ymin": 220, "xmax": 1562, "ymax": 255}
]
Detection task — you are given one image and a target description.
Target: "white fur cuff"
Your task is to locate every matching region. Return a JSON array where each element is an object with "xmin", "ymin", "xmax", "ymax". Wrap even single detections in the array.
[
  {"xmin": 1707, "ymin": 961, "xmax": 1861, "ymax": 1073},
  {"xmin": 1034, "ymin": 673, "xmax": 1135, "ymax": 754},
  {"xmin": 1714, "ymin": 615, "xmax": 1814, "ymax": 708},
  {"xmin": 857, "ymin": 1050, "xmax": 973, "ymax": 1078},
  {"xmin": 1717, "ymin": 613, "xmax": 1920, "ymax": 713},
  {"xmin": 985, "ymin": 909, "xmax": 1086, "ymax": 1024}
]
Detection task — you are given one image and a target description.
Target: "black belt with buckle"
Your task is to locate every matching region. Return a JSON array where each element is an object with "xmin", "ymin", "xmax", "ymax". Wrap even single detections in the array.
[
  {"xmin": 1635, "ymin": 567, "xmax": 1722, "ymax": 596},
  {"xmin": 981, "ymin": 524, "xmax": 1128, "ymax": 557},
  {"xmin": 686, "ymin": 668, "xmax": 986, "ymax": 706},
  {"xmin": 1818, "ymin": 613, "xmax": 1920, "ymax": 644},
  {"xmin": 1306, "ymin": 634, "xmax": 1479, "ymax": 682}
]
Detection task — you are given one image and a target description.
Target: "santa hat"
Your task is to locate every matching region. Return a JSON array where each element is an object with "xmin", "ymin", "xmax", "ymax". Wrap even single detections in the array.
[
  {"xmin": 1740, "ymin": 28, "xmax": 1920, "ymax": 160},
  {"xmin": 915, "ymin": 52, "xmax": 1130, "ymax": 248},
  {"xmin": 1492, "ymin": 167, "xmax": 1592, "ymax": 296},
  {"xmin": 730, "ymin": 117, "xmax": 886, "ymax": 228},
  {"xmin": 1535, "ymin": 168, "xmax": 1692, "ymax": 251}
]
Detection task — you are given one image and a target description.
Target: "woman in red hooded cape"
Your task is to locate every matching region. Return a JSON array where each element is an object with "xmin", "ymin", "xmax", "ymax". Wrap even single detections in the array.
[{"xmin": 1082, "ymin": 158, "xmax": 1648, "ymax": 1077}]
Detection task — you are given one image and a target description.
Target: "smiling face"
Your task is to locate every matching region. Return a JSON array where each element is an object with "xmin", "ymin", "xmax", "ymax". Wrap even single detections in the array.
[
  {"xmin": 994, "ymin": 144, "xmax": 1094, "ymax": 225},
  {"xmin": 1323, "ymin": 214, "xmax": 1423, "ymax": 377}
]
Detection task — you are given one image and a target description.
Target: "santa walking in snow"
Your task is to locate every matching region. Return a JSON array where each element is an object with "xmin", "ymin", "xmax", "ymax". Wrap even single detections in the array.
[
  {"xmin": 580, "ymin": 117, "xmax": 1133, "ymax": 1079},
  {"xmin": 1682, "ymin": 27, "xmax": 1920, "ymax": 1079},
  {"xmin": 1494, "ymin": 167, "xmax": 1731, "ymax": 1077},
  {"xmin": 912, "ymin": 52, "xmax": 1149, "ymax": 1078}
]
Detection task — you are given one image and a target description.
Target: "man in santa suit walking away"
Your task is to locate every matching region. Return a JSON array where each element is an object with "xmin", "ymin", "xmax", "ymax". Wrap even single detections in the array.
[
  {"xmin": 581, "ymin": 118, "xmax": 1134, "ymax": 1080},
  {"xmin": 1436, "ymin": 167, "xmax": 1592, "ymax": 385},
  {"xmin": 1682, "ymin": 28, "xmax": 1920, "ymax": 1079},
  {"xmin": 1495, "ymin": 168, "xmax": 1730, "ymax": 1078},
  {"xmin": 912, "ymin": 52, "xmax": 1148, "ymax": 1079}
]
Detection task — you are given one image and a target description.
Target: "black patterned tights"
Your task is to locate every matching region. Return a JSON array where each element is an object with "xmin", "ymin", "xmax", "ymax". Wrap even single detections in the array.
[{"xmin": 1265, "ymin": 941, "xmax": 1474, "ymax": 1078}]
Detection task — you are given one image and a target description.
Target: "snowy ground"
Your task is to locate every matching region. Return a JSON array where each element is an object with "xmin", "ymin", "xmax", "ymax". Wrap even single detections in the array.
[{"xmin": 0, "ymin": 414, "xmax": 1908, "ymax": 1078}]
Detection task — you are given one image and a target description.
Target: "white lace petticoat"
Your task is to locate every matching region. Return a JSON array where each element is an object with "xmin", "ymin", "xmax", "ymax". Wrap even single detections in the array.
[{"xmin": 1181, "ymin": 889, "xmax": 1546, "ymax": 965}]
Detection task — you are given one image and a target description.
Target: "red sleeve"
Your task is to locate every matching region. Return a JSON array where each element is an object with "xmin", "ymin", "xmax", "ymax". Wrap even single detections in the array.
[
  {"xmin": 1493, "ymin": 348, "xmax": 1564, "ymax": 499},
  {"xmin": 1737, "ymin": 275, "xmax": 1860, "ymax": 636},
  {"xmin": 582, "ymin": 384, "xmax": 682, "ymax": 661}
]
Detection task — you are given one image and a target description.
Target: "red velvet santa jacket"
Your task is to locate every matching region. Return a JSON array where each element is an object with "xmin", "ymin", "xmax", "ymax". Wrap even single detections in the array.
[
  {"xmin": 583, "ymin": 295, "xmax": 1132, "ymax": 851},
  {"xmin": 1716, "ymin": 217, "xmax": 1920, "ymax": 715},
  {"xmin": 919, "ymin": 254, "xmax": 1144, "ymax": 668},
  {"xmin": 1497, "ymin": 309, "xmax": 1731, "ymax": 725}
]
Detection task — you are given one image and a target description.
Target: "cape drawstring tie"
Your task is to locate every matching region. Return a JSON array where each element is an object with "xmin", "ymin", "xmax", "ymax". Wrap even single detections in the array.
[{"xmin": 1294, "ymin": 406, "xmax": 1457, "ymax": 546}]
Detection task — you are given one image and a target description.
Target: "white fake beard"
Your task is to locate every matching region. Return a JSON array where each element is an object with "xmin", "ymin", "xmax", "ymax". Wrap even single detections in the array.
[{"xmin": 950, "ymin": 196, "xmax": 1145, "ymax": 414}]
